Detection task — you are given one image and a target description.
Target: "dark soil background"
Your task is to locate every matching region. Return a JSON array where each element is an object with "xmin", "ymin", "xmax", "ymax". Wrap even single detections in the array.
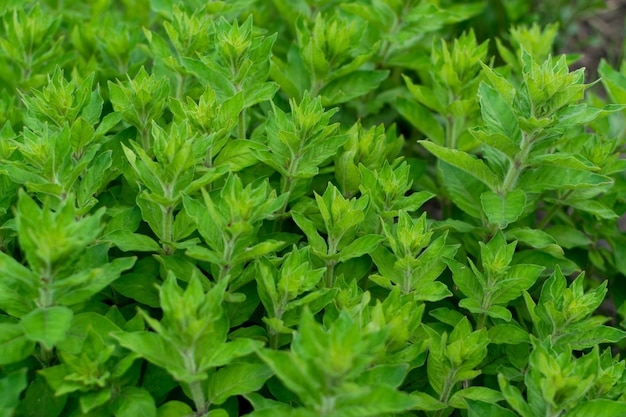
[{"xmin": 566, "ymin": 0, "xmax": 626, "ymax": 83}]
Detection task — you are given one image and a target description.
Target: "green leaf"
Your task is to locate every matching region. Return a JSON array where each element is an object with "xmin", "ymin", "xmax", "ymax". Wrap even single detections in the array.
[
  {"xmin": 518, "ymin": 166, "xmax": 612, "ymax": 192},
  {"xmin": 560, "ymin": 326, "xmax": 626, "ymax": 350},
  {"xmin": 477, "ymin": 82, "xmax": 522, "ymax": 144},
  {"xmin": 0, "ymin": 324, "xmax": 35, "ymax": 365},
  {"xmin": 337, "ymin": 234, "xmax": 382, "ymax": 262},
  {"xmin": 396, "ymin": 97, "xmax": 445, "ymax": 144},
  {"xmin": 112, "ymin": 387, "xmax": 157, "ymax": 417},
  {"xmin": 480, "ymin": 189, "xmax": 526, "ymax": 228},
  {"xmin": 156, "ymin": 401, "xmax": 194, "ymax": 417},
  {"xmin": 207, "ymin": 362, "xmax": 273, "ymax": 405},
  {"xmin": 257, "ymin": 348, "xmax": 320, "ymax": 402},
  {"xmin": 421, "ymin": 141, "xmax": 499, "ymax": 191},
  {"xmin": 599, "ymin": 60, "xmax": 626, "ymax": 105},
  {"xmin": 112, "ymin": 331, "xmax": 188, "ymax": 382},
  {"xmin": 567, "ymin": 399, "xmax": 626, "ymax": 417},
  {"xmin": 20, "ymin": 306, "xmax": 73, "ymax": 350},
  {"xmin": 467, "ymin": 400, "xmax": 518, "ymax": 417},
  {"xmin": 15, "ymin": 375, "xmax": 67, "ymax": 417},
  {"xmin": 0, "ymin": 368, "xmax": 28, "ymax": 417},
  {"xmin": 498, "ymin": 374, "xmax": 534, "ymax": 417},
  {"xmin": 291, "ymin": 212, "xmax": 327, "ymax": 255},
  {"xmin": 438, "ymin": 161, "xmax": 487, "ymax": 219},
  {"xmin": 111, "ymin": 273, "xmax": 161, "ymax": 308},
  {"xmin": 569, "ymin": 199, "xmax": 618, "ymax": 220},
  {"xmin": 106, "ymin": 230, "xmax": 161, "ymax": 252},
  {"xmin": 410, "ymin": 391, "xmax": 448, "ymax": 411},
  {"xmin": 449, "ymin": 386, "xmax": 504, "ymax": 409},
  {"xmin": 320, "ymin": 70, "xmax": 389, "ymax": 105},
  {"xmin": 333, "ymin": 385, "xmax": 426, "ymax": 416},
  {"xmin": 488, "ymin": 324, "xmax": 530, "ymax": 344}
]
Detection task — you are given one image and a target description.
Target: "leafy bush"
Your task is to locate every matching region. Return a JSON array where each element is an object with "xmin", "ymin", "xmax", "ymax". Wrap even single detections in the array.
[{"xmin": 1, "ymin": 1, "xmax": 626, "ymax": 416}]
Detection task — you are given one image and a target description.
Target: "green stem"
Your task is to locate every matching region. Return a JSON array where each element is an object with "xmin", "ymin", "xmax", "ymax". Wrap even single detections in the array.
[
  {"xmin": 433, "ymin": 371, "xmax": 457, "ymax": 417},
  {"xmin": 501, "ymin": 132, "xmax": 535, "ymax": 193},
  {"xmin": 188, "ymin": 380, "xmax": 207, "ymax": 415},
  {"xmin": 238, "ymin": 109, "xmax": 246, "ymax": 139},
  {"xmin": 176, "ymin": 74, "xmax": 187, "ymax": 100},
  {"xmin": 537, "ymin": 189, "xmax": 573, "ymax": 230},
  {"xmin": 162, "ymin": 205, "xmax": 174, "ymax": 255},
  {"xmin": 39, "ymin": 344, "xmax": 55, "ymax": 367},
  {"xmin": 325, "ymin": 260, "xmax": 336, "ymax": 288}
]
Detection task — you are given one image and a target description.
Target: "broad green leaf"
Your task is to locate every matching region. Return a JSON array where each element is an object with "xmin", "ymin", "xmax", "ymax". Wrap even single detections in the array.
[
  {"xmin": 256, "ymin": 348, "xmax": 320, "ymax": 402},
  {"xmin": 599, "ymin": 60, "xmax": 626, "ymax": 105},
  {"xmin": 545, "ymin": 225, "xmax": 592, "ymax": 249},
  {"xmin": 291, "ymin": 212, "xmax": 327, "ymax": 255},
  {"xmin": 498, "ymin": 374, "xmax": 535, "ymax": 417},
  {"xmin": 199, "ymin": 337, "xmax": 261, "ymax": 371},
  {"xmin": 333, "ymin": 385, "xmax": 426, "ymax": 416},
  {"xmin": 112, "ymin": 273, "xmax": 161, "ymax": 307},
  {"xmin": 0, "ymin": 324, "xmax": 35, "ymax": 365},
  {"xmin": 488, "ymin": 324, "xmax": 530, "ymax": 344},
  {"xmin": 438, "ymin": 161, "xmax": 487, "ymax": 219},
  {"xmin": 112, "ymin": 331, "xmax": 189, "ymax": 382},
  {"xmin": 477, "ymin": 82, "xmax": 522, "ymax": 144},
  {"xmin": 356, "ymin": 364, "xmax": 409, "ymax": 389},
  {"xmin": 20, "ymin": 306, "xmax": 73, "ymax": 350},
  {"xmin": 420, "ymin": 141, "xmax": 499, "ymax": 191},
  {"xmin": 207, "ymin": 362, "xmax": 273, "ymax": 405},
  {"xmin": 112, "ymin": 387, "xmax": 157, "ymax": 417},
  {"xmin": 567, "ymin": 399, "xmax": 626, "ymax": 417},
  {"xmin": 320, "ymin": 70, "xmax": 389, "ymax": 105},
  {"xmin": 569, "ymin": 199, "xmax": 618, "ymax": 219},
  {"xmin": 480, "ymin": 189, "xmax": 526, "ymax": 228},
  {"xmin": 449, "ymin": 386, "xmax": 504, "ymax": 408},
  {"xmin": 54, "ymin": 256, "xmax": 136, "ymax": 306},
  {"xmin": 467, "ymin": 400, "xmax": 518, "ymax": 417},
  {"xmin": 558, "ymin": 326, "xmax": 626, "ymax": 350},
  {"xmin": 0, "ymin": 368, "xmax": 27, "ymax": 417},
  {"xmin": 106, "ymin": 230, "xmax": 161, "ymax": 252},
  {"xmin": 337, "ymin": 234, "xmax": 382, "ymax": 262},
  {"xmin": 57, "ymin": 312, "xmax": 122, "ymax": 355},
  {"xmin": 506, "ymin": 227, "xmax": 561, "ymax": 252},
  {"xmin": 157, "ymin": 401, "xmax": 193, "ymax": 417},
  {"xmin": 15, "ymin": 376, "xmax": 67, "ymax": 417},
  {"xmin": 518, "ymin": 166, "xmax": 612, "ymax": 192},
  {"xmin": 410, "ymin": 391, "xmax": 448, "ymax": 411},
  {"xmin": 396, "ymin": 97, "xmax": 445, "ymax": 144}
]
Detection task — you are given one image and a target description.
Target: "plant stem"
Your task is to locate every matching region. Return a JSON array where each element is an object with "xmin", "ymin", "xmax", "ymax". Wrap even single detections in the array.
[
  {"xmin": 434, "ymin": 371, "xmax": 457, "ymax": 417},
  {"xmin": 39, "ymin": 344, "xmax": 55, "ymax": 367},
  {"xmin": 238, "ymin": 109, "xmax": 246, "ymax": 139},
  {"xmin": 162, "ymin": 204, "xmax": 174, "ymax": 255},
  {"xmin": 188, "ymin": 380, "xmax": 207, "ymax": 416},
  {"xmin": 537, "ymin": 190, "xmax": 573, "ymax": 229},
  {"xmin": 501, "ymin": 132, "xmax": 535, "ymax": 193}
]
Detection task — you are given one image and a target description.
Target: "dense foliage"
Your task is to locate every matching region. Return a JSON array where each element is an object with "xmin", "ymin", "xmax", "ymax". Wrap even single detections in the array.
[{"xmin": 1, "ymin": 1, "xmax": 626, "ymax": 416}]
